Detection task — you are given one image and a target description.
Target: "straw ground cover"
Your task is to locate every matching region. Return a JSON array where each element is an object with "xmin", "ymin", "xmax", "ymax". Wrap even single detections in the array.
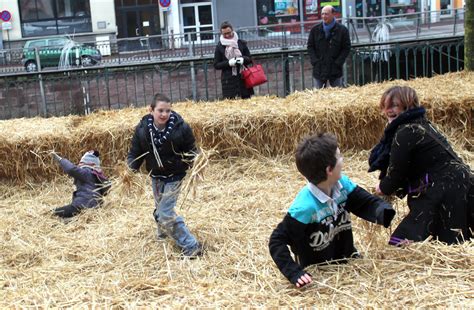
[
  {"xmin": 0, "ymin": 72, "xmax": 473, "ymax": 307},
  {"xmin": 1, "ymin": 151, "xmax": 473, "ymax": 307}
]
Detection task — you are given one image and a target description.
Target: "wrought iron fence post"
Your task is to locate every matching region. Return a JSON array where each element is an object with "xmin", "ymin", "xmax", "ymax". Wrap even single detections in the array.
[
  {"xmin": 416, "ymin": 15, "xmax": 420, "ymax": 38},
  {"xmin": 35, "ymin": 48, "xmax": 47, "ymax": 117},
  {"xmin": 187, "ymin": 33, "xmax": 197, "ymax": 101},
  {"xmin": 81, "ymin": 75, "xmax": 91, "ymax": 115},
  {"xmin": 283, "ymin": 53, "xmax": 291, "ymax": 96},
  {"xmin": 146, "ymin": 37, "xmax": 152, "ymax": 60},
  {"xmin": 283, "ymin": 28, "xmax": 288, "ymax": 50},
  {"xmin": 105, "ymin": 68, "xmax": 111, "ymax": 109},
  {"xmin": 453, "ymin": 9, "xmax": 458, "ymax": 35},
  {"xmin": 395, "ymin": 43, "xmax": 401, "ymax": 79},
  {"xmin": 34, "ymin": 47, "xmax": 42, "ymax": 72}
]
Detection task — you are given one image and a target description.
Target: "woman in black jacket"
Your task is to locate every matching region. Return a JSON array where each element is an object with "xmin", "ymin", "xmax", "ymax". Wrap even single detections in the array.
[
  {"xmin": 213, "ymin": 21, "xmax": 254, "ymax": 99},
  {"xmin": 127, "ymin": 93, "xmax": 202, "ymax": 257},
  {"xmin": 369, "ymin": 86, "xmax": 473, "ymax": 245}
]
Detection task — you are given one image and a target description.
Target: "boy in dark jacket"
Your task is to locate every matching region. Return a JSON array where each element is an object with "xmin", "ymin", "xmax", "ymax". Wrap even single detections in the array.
[
  {"xmin": 127, "ymin": 93, "xmax": 202, "ymax": 258},
  {"xmin": 52, "ymin": 150, "xmax": 110, "ymax": 218},
  {"xmin": 269, "ymin": 133, "xmax": 395, "ymax": 288}
]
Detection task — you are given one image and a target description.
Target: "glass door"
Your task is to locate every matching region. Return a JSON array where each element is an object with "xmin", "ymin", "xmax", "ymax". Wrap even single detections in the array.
[
  {"xmin": 120, "ymin": 6, "xmax": 160, "ymax": 38},
  {"xmin": 181, "ymin": 2, "xmax": 214, "ymax": 44},
  {"xmin": 118, "ymin": 5, "xmax": 161, "ymax": 50}
]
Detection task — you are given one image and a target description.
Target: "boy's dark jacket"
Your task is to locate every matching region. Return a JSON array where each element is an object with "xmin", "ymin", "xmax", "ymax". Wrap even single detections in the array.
[
  {"xmin": 127, "ymin": 112, "xmax": 196, "ymax": 179},
  {"xmin": 269, "ymin": 175, "xmax": 394, "ymax": 285}
]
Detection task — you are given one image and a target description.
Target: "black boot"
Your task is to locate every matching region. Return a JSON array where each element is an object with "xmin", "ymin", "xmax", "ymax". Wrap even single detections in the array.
[{"xmin": 53, "ymin": 204, "xmax": 82, "ymax": 218}]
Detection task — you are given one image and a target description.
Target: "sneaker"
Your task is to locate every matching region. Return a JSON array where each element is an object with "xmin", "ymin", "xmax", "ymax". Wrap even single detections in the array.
[
  {"xmin": 182, "ymin": 242, "xmax": 203, "ymax": 258},
  {"xmin": 157, "ymin": 231, "xmax": 168, "ymax": 240}
]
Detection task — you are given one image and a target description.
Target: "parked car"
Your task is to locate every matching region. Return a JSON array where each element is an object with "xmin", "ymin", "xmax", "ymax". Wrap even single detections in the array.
[{"xmin": 22, "ymin": 37, "xmax": 101, "ymax": 72}]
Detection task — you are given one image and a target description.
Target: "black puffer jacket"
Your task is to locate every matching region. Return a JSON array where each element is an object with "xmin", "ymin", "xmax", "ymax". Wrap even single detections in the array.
[
  {"xmin": 307, "ymin": 22, "xmax": 351, "ymax": 80},
  {"xmin": 213, "ymin": 40, "xmax": 254, "ymax": 99},
  {"xmin": 127, "ymin": 112, "xmax": 196, "ymax": 180}
]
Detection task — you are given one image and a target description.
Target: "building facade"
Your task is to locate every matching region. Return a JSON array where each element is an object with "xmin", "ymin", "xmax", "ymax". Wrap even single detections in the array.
[{"xmin": 0, "ymin": 0, "xmax": 465, "ymax": 49}]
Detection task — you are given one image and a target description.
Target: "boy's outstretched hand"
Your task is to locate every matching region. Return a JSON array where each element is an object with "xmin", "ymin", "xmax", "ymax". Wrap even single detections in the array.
[{"xmin": 295, "ymin": 273, "xmax": 312, "ymax": 288}]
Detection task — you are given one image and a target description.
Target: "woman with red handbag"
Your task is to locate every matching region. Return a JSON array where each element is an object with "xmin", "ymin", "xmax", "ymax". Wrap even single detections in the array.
[{"xmin": 213, "ymin": 21, "xmax": 254, "ymax": 99}]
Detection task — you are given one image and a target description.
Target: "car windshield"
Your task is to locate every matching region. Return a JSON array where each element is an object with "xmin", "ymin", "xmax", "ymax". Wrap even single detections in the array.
[{"xmin": 26, "ymin": 41, "xmax": 46, "ymax": 48}]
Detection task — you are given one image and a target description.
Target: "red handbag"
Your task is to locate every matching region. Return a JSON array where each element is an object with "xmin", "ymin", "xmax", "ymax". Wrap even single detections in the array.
[{"xmin": 241, "ymin": 63, "xmax": 267, "ymax": 88}]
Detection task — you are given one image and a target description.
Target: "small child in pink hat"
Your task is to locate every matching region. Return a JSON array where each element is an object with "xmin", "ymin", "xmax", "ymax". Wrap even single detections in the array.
[{"xmin": 51, "ymin": 150, "xmax": 110, "ymax": 218}]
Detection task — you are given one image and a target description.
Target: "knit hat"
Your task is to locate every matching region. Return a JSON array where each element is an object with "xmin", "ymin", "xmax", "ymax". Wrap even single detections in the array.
[{"xmin": 79, "ymin": 150, "xmax": 101, "ymax": 171}]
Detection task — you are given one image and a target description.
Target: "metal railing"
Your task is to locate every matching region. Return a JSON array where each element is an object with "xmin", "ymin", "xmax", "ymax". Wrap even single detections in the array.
[
  {"xmin": 0, "ymin": 8, "xmax": 465, "ymax": 75},
  {"xmin": 0, "ymin": 36, "xmax": 464, "ymax": 120}
]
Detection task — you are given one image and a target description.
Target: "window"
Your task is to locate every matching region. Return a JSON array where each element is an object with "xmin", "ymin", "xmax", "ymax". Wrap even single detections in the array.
[
  {"xmin": 19, "ymin": 0, "xmax": 92, "ymax": 37},
  {"xmin": 257, "ymin": 0, "xmax": 301, "ymax": 25},
  {"xmin": 55, "ymin": 0, "xmax": 90, "ymax": 18},
  {"xmin": 274, "ymin": 0, "xmax": 299, "ymax": 16}
]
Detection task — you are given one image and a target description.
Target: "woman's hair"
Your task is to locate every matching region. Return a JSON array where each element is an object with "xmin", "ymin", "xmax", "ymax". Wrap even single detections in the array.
[
  {"xmin": 295, "ymin": 132, "xmax": 338, "ymax": 185},
  {"xmin": 220, "ymin": 21, "xmax": 233, "ymax": 31},
  {"xmin": 151, "ymin": 93, "xmax": 171, "ymax": 109},
  {"xmin": 379, "ymin": 86, "xmax": 420, "ymax": 111}
]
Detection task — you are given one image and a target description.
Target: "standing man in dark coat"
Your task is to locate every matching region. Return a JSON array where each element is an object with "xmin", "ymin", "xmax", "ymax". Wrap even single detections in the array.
[
  {"xmin": 214, "ymin": 21, "xmax": 254, "ymax": 99},
  {"xmin": 307, "ymin": 5, "xmax": 351, "ymax": 89}
]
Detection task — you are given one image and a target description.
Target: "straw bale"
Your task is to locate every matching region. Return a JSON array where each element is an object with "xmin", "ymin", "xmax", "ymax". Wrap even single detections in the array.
[
  {"xmin": 0, "ymin": 152, "xmax": 472, "ymax": 307},
  {"xmin": 0, "ymin": 72, "xmax": 472, "ymax": 183}
]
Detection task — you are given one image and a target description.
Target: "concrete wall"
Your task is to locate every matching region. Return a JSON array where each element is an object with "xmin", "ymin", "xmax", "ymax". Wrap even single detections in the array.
[
  {"xmin": 90, "ymin": 0, "xmax": 116, "ymax": 35},
  {"xmin": 214, "ymin": 0, "xmax": 256, "ymax": 29}
]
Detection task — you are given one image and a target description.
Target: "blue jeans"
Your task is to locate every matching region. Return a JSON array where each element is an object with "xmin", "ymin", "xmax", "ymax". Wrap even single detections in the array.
[
  {"xmin": 313, "ymin": 77, "xmax": 344, "ymax": 89},
  {"xmin": 152, "ymin": 178, "xmax": 199, "ymax": 253}
]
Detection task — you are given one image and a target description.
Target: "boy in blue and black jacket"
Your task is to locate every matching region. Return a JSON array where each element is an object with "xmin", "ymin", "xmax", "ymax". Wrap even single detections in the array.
[{"xmin": 269, "ymin": 133, "xmax": 395, "ymax": 288}]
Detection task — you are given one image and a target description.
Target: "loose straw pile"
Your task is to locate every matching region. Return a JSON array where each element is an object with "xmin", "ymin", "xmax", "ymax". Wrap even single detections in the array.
[{"xmin": 0, "ymin": 153, "xmax": 472, "ymax": 307}]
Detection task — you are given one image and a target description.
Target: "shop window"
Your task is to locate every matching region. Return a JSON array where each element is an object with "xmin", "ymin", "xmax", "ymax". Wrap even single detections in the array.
[
  {"xmin": 367, "ymin": 0, "xmax": 382, "ymax": 22},
  {"xmin": 19, "ymin": 0, "xmax": 92, "ymax": 37},
  {"xmin": 257, "ymin": 0, "xmax": 300, "ymax": 26},
  {"xmin": 305, "ymin": 0, "xmax": 318, "ymax": 16},
  {"xmin": 386, "ymin": 0, "xmax": 419, "ymax": 16}
]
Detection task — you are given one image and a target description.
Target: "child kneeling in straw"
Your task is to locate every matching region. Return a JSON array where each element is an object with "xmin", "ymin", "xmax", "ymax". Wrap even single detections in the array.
[
  {"xmin": 269, "ymin": 133, "xmax": 395, "ymax": 288},
  {"xmin": 51, "ymin": 150, "xmax": 110, "ymax": 218}
]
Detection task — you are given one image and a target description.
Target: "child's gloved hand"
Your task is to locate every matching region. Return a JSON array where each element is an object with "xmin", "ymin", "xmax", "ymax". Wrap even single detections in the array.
[
  {"xmin": 235, "ymin": 57, "xmax": 244, "ymax": 65},
  {"xmin": 228, "ymin": 58, "xmax": 237, "ymax": 67},
  {"xmin": 50, "ymin": 151, "xmax": 62, "ymax": 162}
]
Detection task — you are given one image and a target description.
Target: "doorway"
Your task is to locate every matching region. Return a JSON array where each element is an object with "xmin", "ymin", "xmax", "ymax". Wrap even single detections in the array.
[
  {"xmin": 180, "ymin": 2, "xmax": 214, "ymax": 44},
  {"xmin": 118, "ymin": 5, "xmax": 161, "ymax": 50}
]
